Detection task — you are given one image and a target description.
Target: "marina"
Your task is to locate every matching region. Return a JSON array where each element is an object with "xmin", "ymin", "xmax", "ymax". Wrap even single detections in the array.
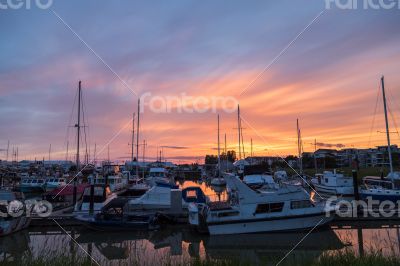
[
  {"xmin": 2, "ymin": 1, "xmax": 400, "ymax": 265},
  {"xmin": 2, "ymin": 180, "xmax": 400, "ymax": 265}
]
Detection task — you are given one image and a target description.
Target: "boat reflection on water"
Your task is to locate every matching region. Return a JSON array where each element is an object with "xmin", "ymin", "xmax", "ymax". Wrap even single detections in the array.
[
  {"xmin": 3, "ymin": 223, "xmax": 400, "ymax": 265},
  {"xmin": 75, "ymin": 226, "xmax": 344, "ymax": 264},
  {"xmin": 202, "ymin": 229, "xmax": 343, "ymax": 264}
]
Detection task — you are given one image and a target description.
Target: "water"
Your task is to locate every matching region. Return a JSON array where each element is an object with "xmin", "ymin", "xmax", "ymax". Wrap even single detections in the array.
[{"xmin": 1, "ymin": 181, "xmax": 400, "ymax": 265}]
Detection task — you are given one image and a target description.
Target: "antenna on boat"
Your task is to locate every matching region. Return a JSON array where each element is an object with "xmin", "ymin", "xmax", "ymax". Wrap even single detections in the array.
[
  {"xmin": 136, "ymin": 99, "xmax": 140, "ymax": 179},
  {"xmin": 73, "ymin": 80, "xmax": 82, "ymax": 206},
  {"xmin": 381, "ymin": 76, "xmax": 394, "ymax": 178}
]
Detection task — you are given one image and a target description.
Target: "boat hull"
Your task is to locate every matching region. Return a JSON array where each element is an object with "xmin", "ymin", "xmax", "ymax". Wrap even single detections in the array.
[
  {"xmin": 312, "ymin": 183, "xmax": 354, "ymax": 199},
  {"xmin": 360, "ymin": 189, "xmax": 400, "ymax": 202},
  {"xmin": 207, "ymin": 213, "xmax": 333, "ymax": 235},
  {"xmin": 75, "ymin": 215, "xmax": 158, "ymax": 231}
]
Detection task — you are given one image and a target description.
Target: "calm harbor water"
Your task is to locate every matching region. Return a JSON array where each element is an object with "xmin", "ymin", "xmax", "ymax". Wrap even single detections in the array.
[{"xmin": 2, "ymin": 181, "xmax": 400, "ymax": 265}]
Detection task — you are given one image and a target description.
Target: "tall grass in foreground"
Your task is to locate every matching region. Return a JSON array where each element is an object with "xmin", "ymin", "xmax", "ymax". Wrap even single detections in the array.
[{"xmin": 2, "ymin": 250, "xmax": 400, "ymax": 266}]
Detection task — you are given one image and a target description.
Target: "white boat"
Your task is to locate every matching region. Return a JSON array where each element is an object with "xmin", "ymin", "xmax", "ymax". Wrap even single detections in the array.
[
  {"xmin": 88, "ymin": 173, "xmax": 127, "ymax": 193},
  {"xmin": 146, "ymin": 167, "xmax": 171, "ymax": 186},
  {"xmin": 189, "ymin": 173, "xmax": 334, "ymax": 235},
  {"xmin": 74, "ymin": 185, "xmax": 118, "ymax": 215},
  {"xmin": 310, "ymin": 170, "xmax": 354, "ymax": 199},
  {"xmin": 107, "ymin": 173, "xmax": 128, "ymax": 192},
  {"xmin": 360, "ymin": 174, "xmax": 400, "ymax": 202},
  {"xmin": 45, "ymin": 177, "xmax": 67, "ymax": 192},
  {"xmin": 125, "ymin": 184, "xmax": 208, "ymax": 215}
]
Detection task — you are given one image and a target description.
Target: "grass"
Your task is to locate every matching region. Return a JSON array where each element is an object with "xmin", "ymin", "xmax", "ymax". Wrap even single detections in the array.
[
  {"xmin": 2, "ymin": 250, "xmax": 400, "ymax": 266},
  {"xmin": 314, "ymin": 250, "xmax": 400, "ymax": 266}
]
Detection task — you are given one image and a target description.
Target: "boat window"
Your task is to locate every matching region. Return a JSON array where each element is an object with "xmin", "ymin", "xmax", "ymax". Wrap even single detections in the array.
[
  {"xmin": 325, "ymin": 178, "xmax": 329, "ymax": 183},
  {"xmin": 291, "ymin": 200, "xmax": 313, "ymax": 209},
  {"xmin": 186, "ymin": 190, "xmax": 197, "ymax": 199},
  {"xmin": 217, "ymin": 211, "xmax": 239, "ymax": 217},
  {"xmin": 59, "ymin": 179, "xmax": 65, "ymax": 182},
  {"xmin": 32, "ymin": 180, "xmax": 37, "ymax": 184},
  {"xmin": 255, "ymin": 202, "xmax": 284, "ymax": 214},
  {"xmin": 38, "ymin": 180, "xmax": 44, "ymax": 184}
]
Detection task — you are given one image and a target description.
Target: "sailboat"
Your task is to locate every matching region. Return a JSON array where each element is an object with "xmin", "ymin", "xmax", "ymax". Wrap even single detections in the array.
[
  {"xmin": 359, "ymin": 76, "xmax": 400, "ymax": 202},
  {"xmin": 211, "ymin": 115, "xmax": 226, "ymax": 187}
]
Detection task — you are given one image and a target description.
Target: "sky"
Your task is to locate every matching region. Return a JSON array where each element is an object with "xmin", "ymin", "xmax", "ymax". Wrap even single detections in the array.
[{"xmin": 1, "ymin": 0, "xmax": 400, "ymax": 163}]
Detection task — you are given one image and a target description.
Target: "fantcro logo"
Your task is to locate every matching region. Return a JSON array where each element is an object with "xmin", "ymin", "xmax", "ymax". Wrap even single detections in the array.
[
  {"xmin": 0, "ymin": 199, "xmax": 53, "ymax": 218},
  {"xmin": 140, "ymin": 92, "xmax": 238, "ymax": 114},
  {"xmin": 0, "ymin": 0, "xmax": 53, "ymax": 10},
  {"xmin": 325, "ymin": 0, "xmax": 400, "ymax": 10}
]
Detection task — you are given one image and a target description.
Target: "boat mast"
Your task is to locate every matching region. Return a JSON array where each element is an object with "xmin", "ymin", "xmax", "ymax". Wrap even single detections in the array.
[
  {"xmin": 136, "ymin": 99, "xmax": 140, "ymax": 178},
  {"xmin": 73, "ymin": 81, "xmax": 82, "ymax": 206},
  {"xmin": 142, "ymin": 140, "xmax": 146, "ymax": 178},
  {"xmin": 131, "ymin": 113, "xmax": 135, "ymax": 162},
  {"xmin": 381, "ymin": 76, "xmax": 394, "ymax": 177},
  {"xmin": 218, "ymin": 114, "xmax": 221, "ymax": 177},
  {"xmin": 237, "ymin": 105, "xmax": 241, "ymax": 160},
  {"xmin": 314, "ymin": 138, "xmax": 317, "ymax": 174},
  {"xmin": 297, "ymin": 119, "xmax": 303, "ymax": 175},
  {"xmin": 76, "ymin": 81, "xmax": 81, "ymax": 171},
  {"xmin": 66, "ymin": 141, "xmax": 69, "ymax": 162},
  {"xmin": 251, "ymin": 138, "xmax": 253, "ymax": 165},
  {"xmin": 225, "ymin": 133, "xmax": 228, "ymax": 171},
  {"xmin": 6, "ymin": 140, "xmax": 9, "ymax": 162},
  {"xmin": 48, "ymin": 144, "xmax": 51, "ymax": 162},
  {"xmin": 241, "ymin": 121, "xmax": 245, "ymax": 158},
  {"xmin": 93, "ymin": 143, "xmax": 96, "ymax": 165}
]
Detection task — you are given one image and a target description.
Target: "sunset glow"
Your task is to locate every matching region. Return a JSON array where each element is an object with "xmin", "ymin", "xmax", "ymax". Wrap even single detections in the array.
[{"xmin": 1, "ymin": 1, "xmax": 400, "ymax": 163}]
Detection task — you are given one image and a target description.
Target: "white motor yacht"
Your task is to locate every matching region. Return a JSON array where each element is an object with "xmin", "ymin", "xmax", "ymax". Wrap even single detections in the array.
[{"xmin": 189, "ymin": 173, "xmax": 334, "ymax": 235}]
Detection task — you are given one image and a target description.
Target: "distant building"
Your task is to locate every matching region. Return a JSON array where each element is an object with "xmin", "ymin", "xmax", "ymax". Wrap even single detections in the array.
[
  {"xmin": 245, "ymin": 156, "xmax": 279, "ymax": 165},
  {"xmin": 305, "ymin": 145, "xmax": 400, "ymax": 169}
]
